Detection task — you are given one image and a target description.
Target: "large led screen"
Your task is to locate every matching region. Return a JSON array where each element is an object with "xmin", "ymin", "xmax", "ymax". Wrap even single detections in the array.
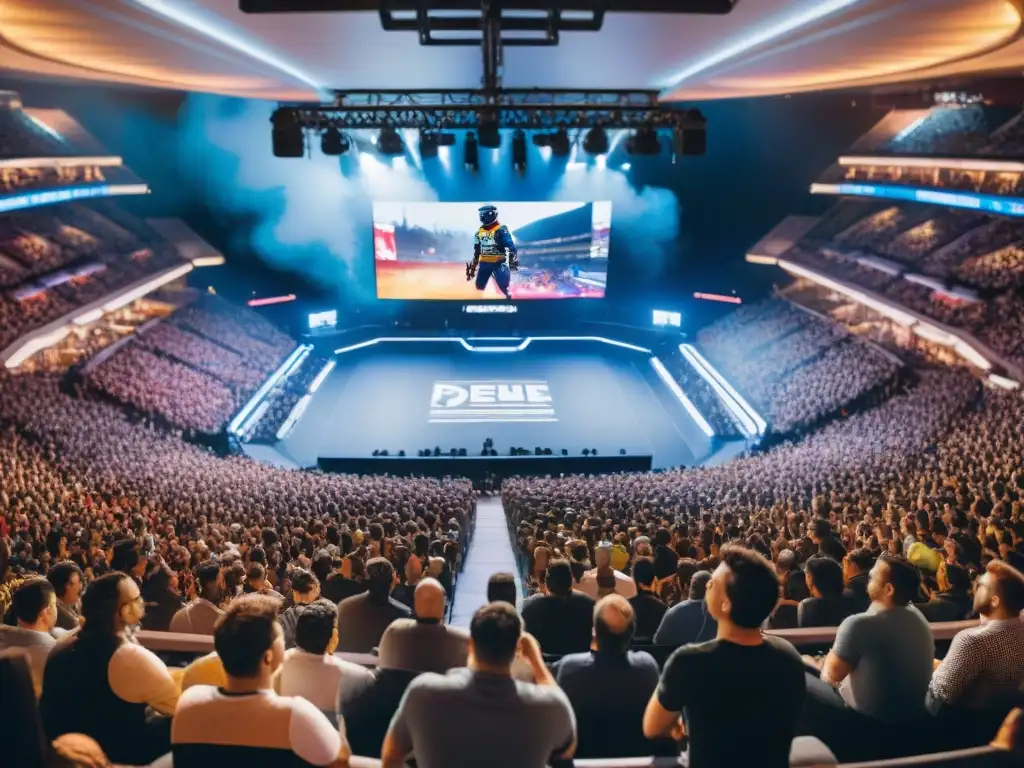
[{"xmin": 373, "ymin": 201, "xmax": 610, "ymax": 300}]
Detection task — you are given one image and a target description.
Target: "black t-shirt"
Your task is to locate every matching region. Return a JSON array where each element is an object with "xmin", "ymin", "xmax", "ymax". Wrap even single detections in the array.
[
  {"xmin": 657, "ymin": 636, "xmax": 806, "ymax": 768},
  {"xmin": 520, "ymin": 592, "xmax": 596, "ymax": 656}
]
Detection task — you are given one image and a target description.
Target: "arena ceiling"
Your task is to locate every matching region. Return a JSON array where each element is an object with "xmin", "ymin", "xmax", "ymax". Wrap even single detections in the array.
[{"xmin": 0, "ymin": 0, "xmax": 1021, "ymax": 102}]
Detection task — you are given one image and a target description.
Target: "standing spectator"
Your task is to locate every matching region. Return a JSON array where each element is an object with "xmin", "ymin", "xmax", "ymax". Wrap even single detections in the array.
[
  {"xmin": 41, "ymin": 572, "xmax": 179, "ymax": 765},
  {"xmin": 487, "ymin": 572, "xmax": 534, "ymax": 683},
  {"xmin": 629, "ymin": 558, "xmax": 668, "ymax": 643},
  {"xmin": 170, "ymin": 562, "xmax": 225, "ymax": 636},
  {"xmin": 46, "ymin": 561, "xmax": 83, "ymax": 631},
  {"xmin": 381, "ymin": 602, "xmax": 576, "ymax": 768},
  {"xmin": 928, "ymin": 561, "xmax": 1024, "ymax": 713},
  {"xmin": 554, "ymin": 595, "xmax": 662, "ymax": 758},
  {"xmin": 643, "ymin": 546, "xmax": 806, "ymax": 768},
  {"xmin": 520, "ymin": 559, "xmax": 596, "ymax": 656},
  {"xmin": 335, "ymin": 557, "xmax": 411, "ymax": 653},
  {"xmin": 274, "ymin": 599, "xmax": 373, "ymax": 716},
  {"xmin": 0, "ymin": 578, "xmax": 58, "ymax": 695},
  {"xmin": 799, "ymin": 557, "xmax": 852, "ymax": 628},
  {"xmin": 841, "ymin": 549, "xmax": 874, "ymax": 616},
  {"xmin": 378, "ymin": 578, "xmax": 469, "ymax": 674},
  {"xmin": 805, "ymin": 553, "xmax": 934, "ymax": 756},
  {"xmin": 173, "ymin": 594, "xmax": 349, "ymax": 765},
  {"xmin": 653, "ymin": 571, "xmax": 716, "ymax": 647}
]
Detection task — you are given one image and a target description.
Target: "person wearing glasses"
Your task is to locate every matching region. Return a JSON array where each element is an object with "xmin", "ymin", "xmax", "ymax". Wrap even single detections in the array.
[{"xmin": 41, "ymin": 571, "xmax": 180, "ymax": 766}]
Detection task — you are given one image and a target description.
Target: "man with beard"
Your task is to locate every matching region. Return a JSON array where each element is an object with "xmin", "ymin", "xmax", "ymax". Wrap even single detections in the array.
[{"xmin": 928, "ymin": 560, "xmax": 1024, "ymax": 713}]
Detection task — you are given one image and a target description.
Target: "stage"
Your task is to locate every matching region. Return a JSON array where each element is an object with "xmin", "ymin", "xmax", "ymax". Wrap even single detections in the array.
[{"xmin": 264, "ymin": 338, "xmax": 743, "ymax": 472}]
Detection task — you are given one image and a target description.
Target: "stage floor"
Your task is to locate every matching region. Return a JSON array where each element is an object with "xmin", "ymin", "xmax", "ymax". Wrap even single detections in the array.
[{"xmin": 274, "ymin": 347, "xmax": 729, "ymax": 470}]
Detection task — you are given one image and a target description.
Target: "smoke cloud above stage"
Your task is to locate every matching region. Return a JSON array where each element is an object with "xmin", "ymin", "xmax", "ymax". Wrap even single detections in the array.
[{"xmin": 178, "ymin": 95, "xmax": 681, "ymax": 304}]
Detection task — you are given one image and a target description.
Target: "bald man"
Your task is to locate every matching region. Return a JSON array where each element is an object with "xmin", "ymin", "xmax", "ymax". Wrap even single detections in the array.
[
  {"xmin": 552, "ymin": 595, "xmax": 662, "ymax": 758},
  {"xmin": 378, "ymin": 577, "xmax": 469, "ymax": 674}
]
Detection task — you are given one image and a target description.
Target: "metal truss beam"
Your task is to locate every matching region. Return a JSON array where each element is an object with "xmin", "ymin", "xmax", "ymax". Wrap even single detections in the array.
[
  {"xmin": 241, "ymin": 1, "xmax": 738, "ymax": 16},
  {"xmin": 278, "ymin": 89, "xmax": 690, "ymax": 129}
]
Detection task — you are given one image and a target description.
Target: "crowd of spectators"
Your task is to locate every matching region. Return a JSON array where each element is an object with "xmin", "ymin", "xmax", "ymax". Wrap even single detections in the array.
[
  {"xmin": 0, "ymin": 204, "xmax": 184, "ymax": 352},
  {"xmin": 881, "ymin": 106, "xmax": 1011, "ymax": 156},
  {"xmin": 697, "ymin": 299, "xmax": 898, "ymax": 434},
  {"xmin": 170, "ymin": 293, "xmax": 296, "ymax": 373},
  {"xmin": 86, "ymin": 343, "xmax": 239, "ymax": 435}
]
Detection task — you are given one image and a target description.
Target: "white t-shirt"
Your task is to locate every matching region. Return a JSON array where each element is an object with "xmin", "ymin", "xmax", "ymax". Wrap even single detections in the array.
[{"xmin": 273, "ymin": 649, "xmax": 374, "ymax": 712}]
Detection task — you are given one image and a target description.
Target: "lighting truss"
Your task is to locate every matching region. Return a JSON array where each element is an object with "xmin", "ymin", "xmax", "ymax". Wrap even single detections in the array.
[{"xmin": 280, "ymin": 89, "xmax": 689, "ymax": 130}]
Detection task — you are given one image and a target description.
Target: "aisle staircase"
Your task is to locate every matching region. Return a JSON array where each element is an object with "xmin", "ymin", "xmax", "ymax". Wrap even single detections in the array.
[{"xmin": 450, "ymin": 496, "xmax": 523, "ymax": 628}]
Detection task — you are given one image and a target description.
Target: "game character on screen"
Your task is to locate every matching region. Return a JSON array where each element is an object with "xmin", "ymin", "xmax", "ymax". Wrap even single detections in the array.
[{"xmin": 466, "ymin": 204, "xmax": 518, "ymax": 300}]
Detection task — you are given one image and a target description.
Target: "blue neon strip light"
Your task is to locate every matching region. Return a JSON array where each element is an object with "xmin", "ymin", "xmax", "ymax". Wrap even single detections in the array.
[
  {"xmin": 650, "ymin": 357, "xmax": 715, "ymax": 438},
  {"xmin": 229, "ymin": 344, "xmax": 311, "ymax": 435},
  {"xmin": 682, "ymin": 344, "xmax": 767, "ymax": 435},
  {"xmin": 820, "ymin": 183, "xmax": 1024, "ymax": 217},
  {"xmin": 0, "ymin": 184, "xmax": 147, "ymax": 214},
  {"xmin": 333, "ymin": 336, "xmax": 652, "ymax": 355}
]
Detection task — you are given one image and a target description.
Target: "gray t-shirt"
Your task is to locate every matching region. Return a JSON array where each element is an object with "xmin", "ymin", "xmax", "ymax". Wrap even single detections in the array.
[
  {"xmin": 833, "ymin": 603, "xmax": 934, "ymax": 721},
  {"xmin": 388, "ymin": 667, "xmax": 575, "ymax": 768}
]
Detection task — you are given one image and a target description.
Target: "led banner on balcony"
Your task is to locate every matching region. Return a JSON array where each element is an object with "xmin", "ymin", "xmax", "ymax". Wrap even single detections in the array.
[
  {"xmin": 810, "ymin": 182, "xmax": 1024, "ymax": 217},
  {"xmin": 0, "ymin": 183, "xmax": 149, "ymax": 214}
]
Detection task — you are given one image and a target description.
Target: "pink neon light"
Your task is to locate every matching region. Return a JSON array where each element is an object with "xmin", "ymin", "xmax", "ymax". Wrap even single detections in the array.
[
  {"xmin": 247, "ymin": 294, "xmax": 296, "ymax": 307},
  {"xmin": 693, "ymin": 292, "xmax": 742, "ymax": 304}
]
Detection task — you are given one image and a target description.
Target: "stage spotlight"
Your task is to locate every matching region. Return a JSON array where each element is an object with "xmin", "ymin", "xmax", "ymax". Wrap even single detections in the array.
[
  {"xmin": 550, "ymin": 128, "xmax": 571, "ymax": 157},
  {"xmin": 271, "ymin": 109, "xmax": 304, "ymax": 158},
  {"xmin": 420, "ymin": 130, "xmax": 438, "ymax": 159},
  {"xmin": 620, "ymin": 448, "xmax": 627, "ymax": 455},
  {"xmin": 626, "ymin": 125, "xmax": 661, "ymax": 156},
  {"xmin": 450, "ymin": 448, "xmax": 458, "ymax": 456},
  {"xmin": 321, "ymin": 126, "xmax": 350, "ymax": 156},
  {"xmin": 591, "ymin": 448, "xmax": 598, "ymax": 455},
  {"xmin": 583, "ymin": 449, "xmax": 591, "ymax": 456},
  {"xmin": 583, "ymin": 126, "xmax": 609, "ymax": 155},
  {"xmin": 372, "ymin": 449, "xmax": 379, "ymax": 457},
  {"xmin": 478, "ymin": 119, "xmax": 501, "ymax": 149},
  {"xmin": 561, "ymin": 449, "xmax": 568, "ymax": 456},
  {"xmin": 511, "ymin": 129, "xmax": 527, "ymax": 174},
  {"xmin": 381, "ymin": 449, "xmax": 389, "ymax": 457},
  {"xmin": 377, "ymin": 125, "xmax": 405, "ymax": 156},
  {"xmin": 464, "ymin": 132, "xmax": 479, "ymax": 171},
  {"xmin": 433, "ymin": 446, "xmax": 442, "ymax": 457}
]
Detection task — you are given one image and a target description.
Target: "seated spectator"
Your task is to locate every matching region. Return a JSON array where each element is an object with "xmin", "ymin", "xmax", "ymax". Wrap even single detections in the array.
[
  {"xmin": 770, "ymin": 569, "xmax": 810, "ymax": 630},
  {"xmin": 579, "ymin": 542, "xmax": 637, "ymax": 600},
  {"xmin": 0, "ymin": 578, "xmax": 58, "ymax": 695},
  {"xmin": 141, "ymin": 561, "xmax": 183, "ymax": 632},
  {"xmin": 799, "ymin": 556, "xmax": 852, "ymax": 628},
  {"xmin": 804, "ymin": 554, "xmax": 934, "ymax": 758},
  {"xmin": 629, "ymin": 558, "xmax": 668, "ymax": 644},
  {"xmin": 487, "ymin": 572, "xmax": 534, "ymax": 682},
  {"xmin": 521, "ymin": 559, "xmax": 596, "ymax": 656},
  {"xmin": 643, "ymin": 546, "xmax": 806, "ymax": 768},
  {"xmin": 335, "ymin": 557, "xmax": 411, "ymax": 653},
  {"xmin": 0, "ymin": 647, "xmax": 50, "ymax": 768},
  {"xmin": 111, "ymin": 538, "xmax": 147, "ymax": 586},
  {"xmin": 378, "ymin": 577, "xmax": 468, "ymax": 674},
  {"xmin": 842, "ymin": 548, "xmax": 874, "ymax": 616},
  {"xmin": 381, "ymin": 602, "xmax": 576, "ymax": 768},
  {"xmin": 919, "ymin": 560, "xmax": 974, "ymax": 623},
  {"xmin": 928, "ymin": 561, "xmax": 1024, "ymax": 713},
  {"xmin": 170, "ymin": 562, "xmax": 225, "ymax": 636},
  {"xmin": 42, "ymin": 571, "xmax": 179, "ymax": 765},
  {"xmin": 279, "ymin": 568, "xmax": 336, "ymax": 649},
  {"xmin": 46, "ymin": 561, "xmax": 83, "ymax": 631},
  {"xmin": 173, "ymin": 594, "xmax": 349, "ymax": 766},
  {"xmin": 391, "ymin": 557, "xmax": 423, "ymax": 612},
  {"xmin": 554, "ymin": 595, "xmax": 662, "ymax": 758},
  {"xmin": 274, "ymin": 599, "xmax": 373, "ymax": 715},
  {"xmin": 653, "ymin": 570, "xmax": 716, "ymax": 647},
  {"xmin": 322, "ymin": 554, "xmax": 366, "ymax": 605}
]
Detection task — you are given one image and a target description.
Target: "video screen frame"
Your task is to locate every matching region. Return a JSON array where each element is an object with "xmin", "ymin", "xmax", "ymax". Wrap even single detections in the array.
[{"xmin": 372, "ymin": 201, "xmax": 611, "ymax": 300}]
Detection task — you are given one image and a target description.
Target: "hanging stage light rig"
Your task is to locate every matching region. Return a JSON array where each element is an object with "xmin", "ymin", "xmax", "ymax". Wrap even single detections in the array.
[{"xmin": 255, "ymin": 2, "xmax": 727, "ymax": 159}]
